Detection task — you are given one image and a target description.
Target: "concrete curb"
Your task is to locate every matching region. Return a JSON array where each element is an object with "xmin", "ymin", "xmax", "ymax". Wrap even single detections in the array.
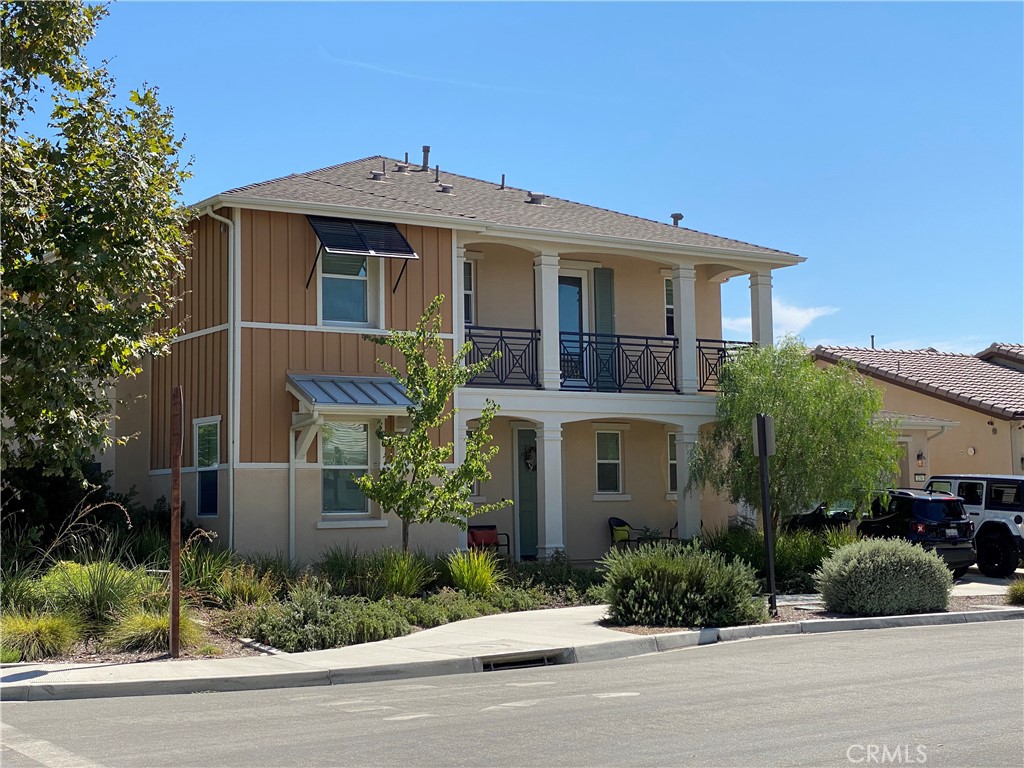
[{"xmin": 2, "ymin": 609, "xmax": 1021, "ymax": 702}]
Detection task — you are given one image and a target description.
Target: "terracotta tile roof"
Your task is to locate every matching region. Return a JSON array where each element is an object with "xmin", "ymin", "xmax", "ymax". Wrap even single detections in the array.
[
  {"xmin": 976, "ymin": 342, "xmax": 1024, "ymax": 367},
  {"xmin": 811, "ymin": 346, "xmax": 1024, "ymax": 419},
  {"xmin": 214, "ymin": 155, "xmax": 797, "ymax": 259}
]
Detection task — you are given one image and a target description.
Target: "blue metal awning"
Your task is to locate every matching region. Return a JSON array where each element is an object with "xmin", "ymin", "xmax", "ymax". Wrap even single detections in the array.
[{"xmin": 286, "ymin": 374, "xmax": 414, "ymax": 414}]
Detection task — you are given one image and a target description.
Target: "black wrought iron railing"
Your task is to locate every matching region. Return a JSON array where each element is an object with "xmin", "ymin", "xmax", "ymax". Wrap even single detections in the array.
[
  {"xmin": 697, "ymin": 338, "xmax": 754, "ymax": 392},
  {"xmin": 559, "ymin": 332, "xmax": 678, "ymax": 392},
  {"xmin": 465, "ymin": 326, "xmax": 541, "ymax": 388}
]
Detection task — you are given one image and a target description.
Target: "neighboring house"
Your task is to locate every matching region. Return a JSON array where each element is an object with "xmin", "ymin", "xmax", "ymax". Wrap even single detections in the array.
[
  {"xmin": 111, "ymin": 149, "xmax": 803, "ymax": 563},
  {"xmin": 812, "ymin": 346, "xmax": 1024, "ymax": 487}
]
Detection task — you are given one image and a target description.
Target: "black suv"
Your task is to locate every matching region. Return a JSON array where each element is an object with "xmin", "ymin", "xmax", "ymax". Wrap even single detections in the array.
[{"xmin": 858, "ymin": 489, "xmax": 976, "ymax": 577}]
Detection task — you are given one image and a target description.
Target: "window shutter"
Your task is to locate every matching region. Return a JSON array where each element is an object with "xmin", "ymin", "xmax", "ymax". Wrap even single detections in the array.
[{"xmin": 593, "ymin": 268, "xmax": 617, "ymax": 391}]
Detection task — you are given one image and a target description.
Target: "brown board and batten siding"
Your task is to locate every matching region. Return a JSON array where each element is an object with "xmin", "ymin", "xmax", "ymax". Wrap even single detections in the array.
[
  {"xmin": 238, "ymin": 210, "xmax": 454, "ymax": 464},
  {"xmin": 150, "ymin": 213, "xmax": 230, "ymax": 470},
  {"xmin": 150, "ymin": 331, "xmax": 228, "ymax": 469}
]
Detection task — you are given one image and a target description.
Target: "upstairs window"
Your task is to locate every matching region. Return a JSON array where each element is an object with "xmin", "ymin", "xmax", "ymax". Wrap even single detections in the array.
[
  {"xmin": 323, "ymin": 254, "xmax": 374, "ymax": 325},
  {"xmin": 464, "ymin": 260, "xmax": 476, "ymax": 325}
]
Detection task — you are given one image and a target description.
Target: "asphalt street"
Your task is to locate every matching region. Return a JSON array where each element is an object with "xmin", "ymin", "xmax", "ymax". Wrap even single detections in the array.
[{"xmin": 2, "ymin": 622, "xmax": 1022, "ymax": 768}]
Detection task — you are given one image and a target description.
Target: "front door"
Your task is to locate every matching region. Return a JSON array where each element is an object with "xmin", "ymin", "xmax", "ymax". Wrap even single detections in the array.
[{"xmin": 516, "ymin": 428, "xmax": 538, "ymax": 560}]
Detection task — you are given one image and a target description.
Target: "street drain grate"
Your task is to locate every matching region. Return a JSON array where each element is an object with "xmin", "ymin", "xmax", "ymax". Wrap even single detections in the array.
[{"xmin": 479, "ymin": 648, "xmax": 575, "ymax": 672}]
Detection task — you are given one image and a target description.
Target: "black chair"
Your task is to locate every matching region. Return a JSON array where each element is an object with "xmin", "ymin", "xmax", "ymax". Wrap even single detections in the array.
[
  {"xmin": 467, "ymin": 524, "xmax": 511, "ymax": 556},
  {"xmin": 608, "ymin": 517, "xmax": 641, "ymax": 548}
]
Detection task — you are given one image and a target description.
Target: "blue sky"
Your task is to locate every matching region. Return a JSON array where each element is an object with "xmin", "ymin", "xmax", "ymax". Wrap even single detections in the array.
[{"xmin": 89, "ymin": 1, "xmax": 1023, "ymax": 350}]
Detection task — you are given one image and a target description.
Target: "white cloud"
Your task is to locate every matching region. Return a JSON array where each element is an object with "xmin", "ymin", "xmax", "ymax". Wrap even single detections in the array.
[{"xmin": 721, "ymin": 298, "xmax": 838, "ymax": 340}]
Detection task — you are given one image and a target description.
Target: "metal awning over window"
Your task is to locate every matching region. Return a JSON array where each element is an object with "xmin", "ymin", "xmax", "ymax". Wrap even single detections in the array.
[
  {"xmin": 305, "ymin": 215, "xmax": 419, "ymax": 292},
  {"xmin": 307, "ymin": 216, "xmax": 418, "ymax": 259},
  {"xmin": 286, "ymin": 374, "xmax": 414, "ymax": 415}
]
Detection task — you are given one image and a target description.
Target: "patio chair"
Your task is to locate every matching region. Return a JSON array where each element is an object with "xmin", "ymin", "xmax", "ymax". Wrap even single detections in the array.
[
  {"xmin": 608, "ymin": 517, "xmax": 642, "ymax": 549},
  {"xmin": 467, "ymin": 524, "xmax": 511, "ymax": 556}
]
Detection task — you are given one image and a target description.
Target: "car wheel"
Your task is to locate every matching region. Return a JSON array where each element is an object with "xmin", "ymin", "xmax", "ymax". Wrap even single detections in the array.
[
  {"xmin": 976, "ymin": 536, "xmax": 1020, "ymax": 578},
  {"xmin": 951, "ymin": 566, "xmax": 970, "ymax": 579}
]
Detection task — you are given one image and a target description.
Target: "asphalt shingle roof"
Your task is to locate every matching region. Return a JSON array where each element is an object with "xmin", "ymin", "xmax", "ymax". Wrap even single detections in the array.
[
  {"xmin": 812, "ymin": 346, "xmax": 1024, "ymax": 419},
  {"xmin": 217, "ymin": 155, "xmax": 797, "ymax": 258}
]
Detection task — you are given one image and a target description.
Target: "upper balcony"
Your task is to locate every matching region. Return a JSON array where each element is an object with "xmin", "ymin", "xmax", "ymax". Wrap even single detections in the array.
[{"xmin": 457, "ymin": 239, "xmax": 772, "ymax": 397}]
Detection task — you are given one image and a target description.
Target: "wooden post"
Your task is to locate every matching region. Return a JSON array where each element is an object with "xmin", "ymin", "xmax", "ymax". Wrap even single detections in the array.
[{"xmin": 170, "ymin": 385, "xmax": 183, "ymax": 658}]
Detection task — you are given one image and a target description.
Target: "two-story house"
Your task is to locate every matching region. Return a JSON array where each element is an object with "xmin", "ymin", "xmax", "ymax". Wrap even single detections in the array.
[{"xmin": 110, "ymin": 149, "xmax": 803, "ymax": 563}]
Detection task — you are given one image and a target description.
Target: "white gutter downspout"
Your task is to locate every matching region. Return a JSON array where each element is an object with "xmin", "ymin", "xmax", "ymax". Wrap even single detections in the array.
[
  {"xmin": 927, "ymin": 426, "xmax": 950, "ymax": 442},
  {"xmin": 289, "ymin": 413, "xmax": 322, "ymax": 566},
  {"xmin": 203, "ymin": 206, "xmax": 236, "ymax": 549}
]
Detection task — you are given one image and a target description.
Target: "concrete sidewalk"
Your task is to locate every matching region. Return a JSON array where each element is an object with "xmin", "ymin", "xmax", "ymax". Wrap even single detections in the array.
[{"xmin": 2, "ymin": 579, "xmax": 1019, "ymax": 703}]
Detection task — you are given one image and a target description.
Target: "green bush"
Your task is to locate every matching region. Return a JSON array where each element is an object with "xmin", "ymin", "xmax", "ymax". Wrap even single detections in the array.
[
  {"xmin": 244, "ymin": 584, "xmax": 413, "ymax": 652},
  {"xmin": 1, "ymin": 645, "xmax": 23, "ymax": 663},
  {"xmin": 180, "ymin": 541, "xmax": 235, "ymax": 604},
  {"xmin": 601, "ymin": 541, "xmax": 768, "ymax": 628},
  {"xmin": 39, "ymin": 560, "xmax": 157, "ymax": 631},
  {"xmin": 701, "ymin": 526, "xmax": 838, "ymax": 594},
  {"xmin": 315, "ymin": 545, "xmax": 361, "ymax": 595},
  {"xmin": 104, "ymin": 608, "xmax": 202, "ymax": 652},
  {"xmin": 1004, "ymin": 578, "xmax": 1024, "ymax": 606},
  {"xmin": 484, "ymin": 584, "xmax": 551, "ymax": 612},
  {"xmin": 243, "ymin": 551, "xmax": 298, "ymax": 595},
  {"xmin": 507, "ymin": 551, "xmax": 602, "ymax": 594},
  {"xmin": 0, "ymin": 569, "xmax": 44, "ymax": 613},
  {"xmin": 445, "ymin": 549, "xmax": 505, "ymax": 596},
  {"xmin": 0, "ymin": 612, "xmax": 83, "ymax": 660},
  {"xmin": 216, "ymin": 564, "xmax": 278, "ymax": 609},
  {"xmin": 815, "ymin": 539, "xmax": 952, "ymax": 616},
  {"xmin": 357, "ymin": 549, "xmax": 435, "ymax": 599}
]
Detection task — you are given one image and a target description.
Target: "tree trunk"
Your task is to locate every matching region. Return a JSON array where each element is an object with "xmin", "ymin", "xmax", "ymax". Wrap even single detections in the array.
[{"xmin": 402, "ymin": 518, "xmax": 410, "ymax": 553}]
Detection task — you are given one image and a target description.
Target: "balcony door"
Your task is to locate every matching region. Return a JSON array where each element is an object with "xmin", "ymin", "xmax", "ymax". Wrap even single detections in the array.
[{"xmin": 558, "ymin": 270, "xmax": 590, "ymax": 388}]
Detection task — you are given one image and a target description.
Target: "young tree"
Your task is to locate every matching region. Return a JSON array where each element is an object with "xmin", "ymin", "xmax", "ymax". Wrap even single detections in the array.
[
  {"xmin": 689, "ymin": 338, "xmax": 901, "ymax": 527},
  {"xmin": 1, "ymin": 1, "xmax": 190, "ymax": 476},
  {"xmin": 354, "ymin": 295, "xmax": 512, "ymax": 551}
]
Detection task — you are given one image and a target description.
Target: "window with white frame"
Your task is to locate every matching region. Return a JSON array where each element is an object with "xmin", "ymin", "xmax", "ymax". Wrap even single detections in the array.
[
  {"xmin": 664, "ymin": 278, "xmax": 675, "ymax": 336},
  {"xmin": 464, "ymin": 260, "xmax": 476, "ymax": 325},
  {"xmin": 321, "ymin": 421, "xmax": 371, "ymax": 514},
  {"xmin": 321, "ymin": 253, "xmax": 379, "ymax": 325},
  {"xmin": 195, "ymin": 418, "xmax": 220, "ymax": 517},
  {"xmin": 668, "ymin": 433, "xmax": 678, "ymax": 493},
  {"xmin": 595, "ymin": 431, "xmax": 622, "ymax": 494}
]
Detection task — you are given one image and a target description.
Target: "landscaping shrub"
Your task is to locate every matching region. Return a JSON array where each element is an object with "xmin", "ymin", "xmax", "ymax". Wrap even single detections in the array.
[
  {"xmin": 315, "ymin": 545, "xmax": 361, "ymax": 595},
  {"xmin": 39, "ymin": 560, "xmax": 157, "ymax": 631},
  {"xmin": 507, "ymin": 551, "xmax": 602, "ymax": 594},
  {"xmin": 357, "ymin": 549, "xmax": 435, "ymax": 599},
  {"xmin": 445, "ymin": 549, "xmax": 505, "ymax": 596},
  {"xmin": 701, "ymin": 525, "xmax": 837, "ymax": 594},
  {"xmin": 0, "ymin": 569, "xmax": 44, "ymax": 613},
  {"xmin": 484, "ymin": 584, "xmax": 551, "ymax": 612},
  {"xmin": 1, "ymin": 646, "xmax": 23, "ymax": 663},
  {"xmin": 243, "ymin": 551, "xmax": 298, "ymax": 596},
  {"xmin": 0, "ymin": 612, "xmax": 83, "ymax": 660},
  {"xmin": 815, "ymin": 539, "xmax": 952, "ymax": 616},
  {"xmin": 216, "ymin": 563, "xmax": 278, "ymax": 609},
  {"xmin": 104, "ymin": 608, "xmax": 202, "ymax": 652},
  {"xmin": 1004, "ymin": 578, "xmax": 1024, "ymax": 607},
  {"xmin": 601, "ymin": 541, "xmax": 768, "ymax": 628},
  {"xmin": 244, "ymin": 584, "xmax": 413, "ymax": 652},
  {"xmin": 180, "ymin": 539, "xmax": 235, "ymax": 604}
]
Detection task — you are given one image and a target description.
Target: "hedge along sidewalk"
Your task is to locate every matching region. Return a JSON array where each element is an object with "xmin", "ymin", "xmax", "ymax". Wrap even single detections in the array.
[{"xmin": 2, "ymin": 605, "xmax": 1022, "ymax": 703}]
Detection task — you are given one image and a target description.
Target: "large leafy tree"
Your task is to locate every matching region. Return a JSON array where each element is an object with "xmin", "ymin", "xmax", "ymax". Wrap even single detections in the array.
[
  {"xmin": 1, "ymin": 1, "xmax": 190, "ymax": 476},
  {"xmin": 689, "ymin": 338, "xmax": 901, "ymax": 526},
  {"xmin": 355, "ymin": 295, "xmax": 511, "ymax": 552}
]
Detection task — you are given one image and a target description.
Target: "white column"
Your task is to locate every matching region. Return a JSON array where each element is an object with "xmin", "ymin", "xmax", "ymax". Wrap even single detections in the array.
[
  {"xmin": 749, "ymin": 272, "xmax": 774, "ymax": 347},
  {"xmin": 455, "ymin": 245, "xmax": 467, "ymax": 351},
  {"xmin": 534, "ymin": 252, "xmax": 561, "ymax": 390},
  {"xmin": 675, "ymin": 428, "xmax": 702, "ymax": 538},
  {"xmin": 672, "ymin": 265, "xmax": 698, "ymax": 395},
  {"xmin": 455, "ymin": 414, "xmax": 470, "ymax": 551},
  {"xmin": 536, "ymin": 423, "xmax": 565, "ymax": 556}
]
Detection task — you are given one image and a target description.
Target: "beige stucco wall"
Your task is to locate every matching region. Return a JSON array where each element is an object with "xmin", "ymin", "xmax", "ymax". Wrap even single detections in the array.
[{"xmin": 231, "ymin": 467, "xmax": 461, "ymax": 564}]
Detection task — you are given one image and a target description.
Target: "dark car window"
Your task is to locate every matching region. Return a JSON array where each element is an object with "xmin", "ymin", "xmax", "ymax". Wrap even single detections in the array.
[
  {"xmin": 987, "ymin": 481, "xmax": 1023, "ymax": 511},
  {"xmin": 916, "ymin": 499, "xmax": 964, "ymax": 522},
  {"xmin": 957, "ymin": 482, "xmax": 984, "ymax": 506},
  {"xmin": 890, "ymin": 498, "xmax": 915, "ymax": 519}
]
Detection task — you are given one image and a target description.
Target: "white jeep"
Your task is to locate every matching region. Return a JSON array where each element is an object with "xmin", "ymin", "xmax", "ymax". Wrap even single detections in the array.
[{"xmin": 924, "ymin": 474, "xmax": 1024, "ymax": 578}]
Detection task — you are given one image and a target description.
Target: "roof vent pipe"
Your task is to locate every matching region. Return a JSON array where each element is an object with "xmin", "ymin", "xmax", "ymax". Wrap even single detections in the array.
[
  {"xmin": 369, "ymin": 170, "xmax": 387, "ymax": 181},
  {"xmin": 439, "ymin": 183, "xmax": 454, "ymax": 194},
  {"xmin": 500, "ymin": 173, "xmax": 506, "ymax": 190},
  {"xmin": 421, "ymin": 145, "xmax": 431, "ymax": 171},
  {"xmin": 670, "ymin": 213, "xmax": 683, "ymax": 227},
  {"xmin": 404, "ymin": 151, "xmax": 409, "ymax": 164},
  {"xmin": 394, "ymin": 162, "xmax": 409, "ymax": 173},
  {"xmin": 434, "ymin": 164, "xmax": 440, "ymax": 183},
  {"xmin": 526, "ymin": 191, "xmax": 546, "ymax": 205}
]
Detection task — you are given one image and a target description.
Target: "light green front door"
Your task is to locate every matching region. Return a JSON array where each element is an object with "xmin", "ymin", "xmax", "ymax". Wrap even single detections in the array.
[{"xmin": 517, "ymin": 428, "xmax": 538, "ymax": 560}]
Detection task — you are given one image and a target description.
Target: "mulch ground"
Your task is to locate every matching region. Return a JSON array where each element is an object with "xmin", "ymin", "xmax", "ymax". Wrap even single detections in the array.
[{"xmin": 608, "ymin": 594, "xmax": 1009, "ymax": 635}]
